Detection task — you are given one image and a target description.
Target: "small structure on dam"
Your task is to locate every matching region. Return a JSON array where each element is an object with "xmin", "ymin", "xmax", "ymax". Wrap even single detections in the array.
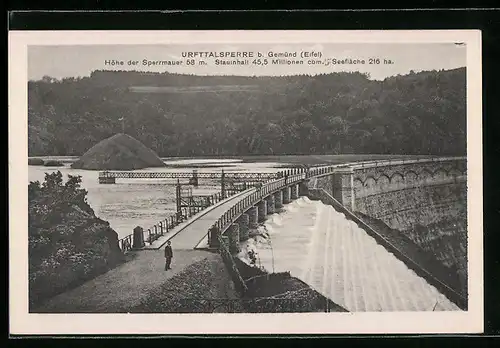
[{"xmin": 71, "ymin": 133, "xmax": 166, "ymax": 171}]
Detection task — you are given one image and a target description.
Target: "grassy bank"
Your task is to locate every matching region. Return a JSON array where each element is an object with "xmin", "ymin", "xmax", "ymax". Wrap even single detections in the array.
[
  {"xmin": 129, "ymin": 250, "xmax": 348, "ymax": 313},
  {"xmin": 129, "ymin": 253, "xmax": 244, "ymax": 313}
]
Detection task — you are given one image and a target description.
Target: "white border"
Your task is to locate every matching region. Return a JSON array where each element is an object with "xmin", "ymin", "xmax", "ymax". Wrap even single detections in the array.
[{"xmin": 9, "ymin": 30, "xmax": 483, "ymax": 335}]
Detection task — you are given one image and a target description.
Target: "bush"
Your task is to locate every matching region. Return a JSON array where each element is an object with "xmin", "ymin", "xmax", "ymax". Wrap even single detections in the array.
[{"xmin": 29, "ymin": 172, "xmax": 123, "ymax": 308}]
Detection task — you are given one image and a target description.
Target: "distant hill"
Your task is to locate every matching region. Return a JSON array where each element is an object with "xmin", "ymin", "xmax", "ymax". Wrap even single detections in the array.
[
  {"xmin": 71, "ymin": 133, "xmax": 166, "ymax": 170},
  {"xmin": 28, "ymin": 68, "xmax": 466, "ymax": 157}
]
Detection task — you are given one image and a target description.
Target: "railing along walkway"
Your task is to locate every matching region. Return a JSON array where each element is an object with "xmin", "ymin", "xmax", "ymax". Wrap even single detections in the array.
[
  {"xmin": 306, "ymin": 156, "xmax": 466, "ymax": 178},
  {"xmin": 211, "ymin": 172, "xmax": 306, "ymax": 237},
  {"xmin": 119, "ymin": 156, "xmax": 467, "ymax": 253},
  {"xmin": 167, "ymin": 189, "xmax": 258, "ymax": 249},
  {"xmin": 118, "ymin": 191, "xmax": 226, "ymax": 252},
  {"xmin": 208, "ymin": 156, "xmax": 467, "ymax": 239}
]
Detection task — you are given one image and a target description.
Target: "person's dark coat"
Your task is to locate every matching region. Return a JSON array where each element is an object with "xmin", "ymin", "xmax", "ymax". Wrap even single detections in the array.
[{"xmin": 164, "ymin": 245, "xmax": 173, "ymax": 258}]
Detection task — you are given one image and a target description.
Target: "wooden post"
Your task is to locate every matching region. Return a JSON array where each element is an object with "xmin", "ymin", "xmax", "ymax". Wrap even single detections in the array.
[
  {"xmin": 221, "ymin": 170, "xmax": 226, "ymax": 199},
  {"xmin": 132, "ymin": 226, "xmax": 145, "ymax": 249},
  {"xmin": 176, "ymin": 179, "xmax": 182, "ymax": 223}
]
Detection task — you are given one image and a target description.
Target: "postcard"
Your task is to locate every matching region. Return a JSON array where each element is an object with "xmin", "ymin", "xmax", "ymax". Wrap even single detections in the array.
[{"xmin": 9, "ymin": 29, "xmax": 483, "ymax": 335}]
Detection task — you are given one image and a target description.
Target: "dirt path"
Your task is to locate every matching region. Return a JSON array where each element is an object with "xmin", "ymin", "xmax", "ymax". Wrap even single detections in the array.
[
  {"xmin": 33, "ymin": 189, "xmax": 257, "ymax": 313},
  {"xmin": 33, "ymin": 249, "xmax": 211, "ymax": 313}
]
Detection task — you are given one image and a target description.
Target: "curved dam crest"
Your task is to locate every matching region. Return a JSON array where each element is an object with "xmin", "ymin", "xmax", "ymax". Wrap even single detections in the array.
[{"xmin": 238, "ymin": 197, "xmax": 460, "ymax": 312}]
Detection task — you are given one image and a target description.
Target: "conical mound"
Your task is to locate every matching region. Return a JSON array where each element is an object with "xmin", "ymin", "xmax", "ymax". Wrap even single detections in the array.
[{"xmin": 71, "ymin": 133, "xmax": 166, "ymax": 170}]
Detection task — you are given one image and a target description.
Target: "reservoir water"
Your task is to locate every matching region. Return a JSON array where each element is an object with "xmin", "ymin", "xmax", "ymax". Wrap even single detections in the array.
[{"xmin": 28, "ymin": 158, "xmax": 286, "ymax": 239}]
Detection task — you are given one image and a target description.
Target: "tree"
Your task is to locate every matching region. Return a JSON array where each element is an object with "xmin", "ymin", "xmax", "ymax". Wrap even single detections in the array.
[{"xmin": 28, "ymin": 68, "xmax": 466, "ymax": 156}]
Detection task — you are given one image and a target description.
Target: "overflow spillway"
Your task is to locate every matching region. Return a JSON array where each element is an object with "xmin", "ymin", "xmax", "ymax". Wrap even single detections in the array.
[{"xmin": 237, "ymin": 197, "xmax": 460, "ymax": 312}]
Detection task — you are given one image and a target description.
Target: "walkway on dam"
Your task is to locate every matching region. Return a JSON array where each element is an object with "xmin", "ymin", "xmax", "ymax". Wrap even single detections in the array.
[
  {"xmin": 150, "ymin": 188, "xmax": 257, "ymax": 249},
  {"xmin": 34, "ymin": 249, "xmax": 212, "ymax": 312},
  {"xmin": 34, "ymin": 190, "xmax": 257, "ymax": 312}
]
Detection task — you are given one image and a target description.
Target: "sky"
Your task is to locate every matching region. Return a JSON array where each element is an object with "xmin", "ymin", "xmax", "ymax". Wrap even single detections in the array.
[{"xmin": 28, "ymin": 43, "xmax": 466, "ymax": 81}]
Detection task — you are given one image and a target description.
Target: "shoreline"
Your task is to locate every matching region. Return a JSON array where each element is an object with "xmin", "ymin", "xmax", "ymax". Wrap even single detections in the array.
[{"xmin": 28, "ymin": 153, "xmax": 437, "ymax": 166}]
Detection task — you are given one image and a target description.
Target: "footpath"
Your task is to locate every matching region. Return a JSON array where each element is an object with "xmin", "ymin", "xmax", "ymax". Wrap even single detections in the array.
[
  {"xmin": 33, "ymin": 190, "xmax": 255, "ymax": 313},
  {"xmin": 146, "ymin": 188, "xmax": 256, "ymax": 249},
  {"xmin": 34, "ymin": 249, "xmax": 211, "ymax": 313}
]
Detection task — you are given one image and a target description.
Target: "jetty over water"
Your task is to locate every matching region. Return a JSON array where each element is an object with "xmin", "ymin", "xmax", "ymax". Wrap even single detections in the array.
[{"xmin": 98, "ymin": 170, "xmax": 280, "ymax": 184}]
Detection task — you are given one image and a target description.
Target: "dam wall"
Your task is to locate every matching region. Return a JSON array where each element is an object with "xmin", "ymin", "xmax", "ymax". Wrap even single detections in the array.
[{"xmin": 313, "ymin": 157, "xmax": 468, "ymax": 296}]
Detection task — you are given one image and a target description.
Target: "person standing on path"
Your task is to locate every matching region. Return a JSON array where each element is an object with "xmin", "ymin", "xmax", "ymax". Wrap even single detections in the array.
[{"xmin": 164, "ymin": 241, "xmax": 173, "ymax": 270}]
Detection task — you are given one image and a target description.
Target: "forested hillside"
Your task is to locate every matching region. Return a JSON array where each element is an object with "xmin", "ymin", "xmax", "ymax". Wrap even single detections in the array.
[{"xmin": 28, "ymin": 68, "xmax": 466, "ymax": 157}]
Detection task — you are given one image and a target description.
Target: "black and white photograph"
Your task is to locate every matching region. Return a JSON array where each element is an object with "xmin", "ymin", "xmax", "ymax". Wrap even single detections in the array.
[{"xmin": 9, "ymin": 30, "xmax": 483, "ymax": 335}]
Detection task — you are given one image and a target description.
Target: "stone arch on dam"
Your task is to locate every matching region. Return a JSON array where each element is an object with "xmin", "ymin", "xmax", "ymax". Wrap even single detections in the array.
[
  {"xmin": 350, "ymin": 160, "xmax": 467, "ymax": 223},
  {"xmin": 350, "ymin": 160, "xmax": 467, "ymax": 201}
]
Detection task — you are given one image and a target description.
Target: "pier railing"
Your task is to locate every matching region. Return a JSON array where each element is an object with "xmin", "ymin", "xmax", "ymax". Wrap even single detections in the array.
[
  {"xmin": 99, "ymin": 170, "xmax": 279, "ymax": 181},
  {"xmin": 118, "ymin": 234, "xmax": 133, "ymax": 253}
]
